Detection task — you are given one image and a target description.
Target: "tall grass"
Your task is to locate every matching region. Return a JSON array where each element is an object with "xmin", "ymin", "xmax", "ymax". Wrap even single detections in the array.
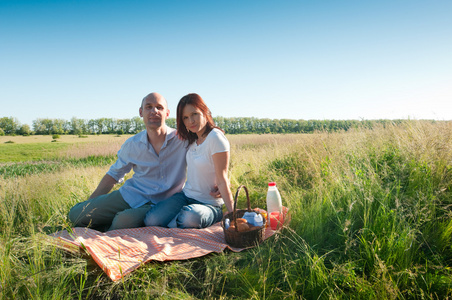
[{"xmin": 1, "ymin": 121, "xmax": 451, "ymax": 299}]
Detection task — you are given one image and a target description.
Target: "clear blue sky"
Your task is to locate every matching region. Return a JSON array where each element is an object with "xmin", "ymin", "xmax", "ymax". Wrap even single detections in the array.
[{"xmin": 1, "ymin": 0, "xmax": 451, "ymax": 126}]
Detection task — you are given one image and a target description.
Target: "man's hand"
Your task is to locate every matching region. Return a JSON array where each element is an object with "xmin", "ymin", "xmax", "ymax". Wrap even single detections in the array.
[{"xmin": 210, "ymin": 185, "xmax": 221, "ymax": 198}]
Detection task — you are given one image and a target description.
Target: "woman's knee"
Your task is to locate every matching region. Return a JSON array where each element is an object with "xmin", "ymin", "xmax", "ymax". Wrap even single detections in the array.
[{"xmin": 175, "ymin": 204, "xmax": 222, "ymax": 229}]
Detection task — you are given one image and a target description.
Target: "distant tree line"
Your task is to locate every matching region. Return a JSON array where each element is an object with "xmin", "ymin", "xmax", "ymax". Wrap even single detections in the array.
[
  {"xmin": 0, "ymin": 116, "xmax": 439, "ymax": 136},
  {"xmin": 0, "ymin": 117, "xmax": 152, "ymax": 136},
  {"xmin": 213, "ymin": 117, "xmax": 411, "ymax": 134}
]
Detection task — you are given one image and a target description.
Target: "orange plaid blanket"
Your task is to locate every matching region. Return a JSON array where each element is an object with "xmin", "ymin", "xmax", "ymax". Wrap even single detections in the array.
[{"xmin": 51, "ymin": 223, "xmax": 276, "ymax": 281}]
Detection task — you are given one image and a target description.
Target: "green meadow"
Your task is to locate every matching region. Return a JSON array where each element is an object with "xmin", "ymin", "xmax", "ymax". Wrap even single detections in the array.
[{"xmin": 1, "ymin": 121, "xmax": 452, "ymax": 299}]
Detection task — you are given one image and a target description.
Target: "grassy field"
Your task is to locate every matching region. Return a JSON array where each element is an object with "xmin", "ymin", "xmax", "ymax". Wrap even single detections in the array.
[
  {"xmin": 1, "ymin": 121, "xmax": 452, "ymax": 299},
  {"xmin": 0, "ymin": 135, "xmax": 131, "ymax": 178},
  {"xmin": 0, "ymin": 134, "xmax": 131, "ymax": 161}
]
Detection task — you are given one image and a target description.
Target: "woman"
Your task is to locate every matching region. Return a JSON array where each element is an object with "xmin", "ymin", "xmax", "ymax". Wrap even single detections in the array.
[{"xmin": 144, "ymin": 93, "xmax": 234, "ymax": 228}]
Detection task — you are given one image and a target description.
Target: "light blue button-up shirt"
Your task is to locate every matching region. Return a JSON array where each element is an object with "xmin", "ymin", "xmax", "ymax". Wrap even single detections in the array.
[{"xmin": 107, "ymin": 127, "xmax": 187, "ymax": 208}]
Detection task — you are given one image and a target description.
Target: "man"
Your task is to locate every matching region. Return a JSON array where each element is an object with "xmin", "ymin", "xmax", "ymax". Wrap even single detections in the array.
[{"xmin": 68, "ymin": 92, "xmax": 187, "ymax": 231}]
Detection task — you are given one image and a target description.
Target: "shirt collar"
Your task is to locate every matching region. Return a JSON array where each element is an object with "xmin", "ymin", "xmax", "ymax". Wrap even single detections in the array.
[{"xmin": 140, "ymin": 125, "xmax": 177, "ymax": 147}]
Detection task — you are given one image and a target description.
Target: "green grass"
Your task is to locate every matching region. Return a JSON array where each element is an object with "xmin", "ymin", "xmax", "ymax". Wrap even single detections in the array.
[
  {"xmin": 0, "ymin": 155, "xmax": 117, "ymax": 178},
  {"xmin": 1, "ymin": 121, "xmax": 452, "ymax": 299},
  {"xmin": 0, "ymin": 142, "xmax": 70, "ymax": 162}
]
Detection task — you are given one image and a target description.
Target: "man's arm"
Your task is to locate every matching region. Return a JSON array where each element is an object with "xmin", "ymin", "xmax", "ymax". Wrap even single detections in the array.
[{"xmin": 88, "ymin": 174, "xmax": 118, "ymax": 199}]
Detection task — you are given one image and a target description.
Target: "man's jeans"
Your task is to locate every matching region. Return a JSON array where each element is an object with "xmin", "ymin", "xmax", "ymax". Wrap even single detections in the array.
[
  {"xmin": 68, "ymin": 190, "xmax": 152, "ymax": 232},
  {"xmin": 144, "ymin": 192, "xmax": 223, "ymax": 229}
]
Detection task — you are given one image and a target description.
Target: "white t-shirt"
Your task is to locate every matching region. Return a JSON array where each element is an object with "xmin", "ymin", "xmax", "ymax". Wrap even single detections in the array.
[{"xmin": 183, "ymin": 128, "xmax": 230, "ymax": 206}]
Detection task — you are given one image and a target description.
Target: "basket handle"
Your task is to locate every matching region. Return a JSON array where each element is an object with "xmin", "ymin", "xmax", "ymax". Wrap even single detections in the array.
[{"xmin": 232, "ymin": 185, "xmax": 252, "ymax": 231}]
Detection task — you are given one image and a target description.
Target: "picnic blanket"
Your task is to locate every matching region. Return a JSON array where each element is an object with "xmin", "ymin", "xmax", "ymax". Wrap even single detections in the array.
[{"xmin": 51, "ymin": 223, "xmax": 277, "ymax": 281}]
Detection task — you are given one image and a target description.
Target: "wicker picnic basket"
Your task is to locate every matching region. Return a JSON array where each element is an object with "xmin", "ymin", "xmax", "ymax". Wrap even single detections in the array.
[{"xmin": 222, "ymin": 185, "xmax": 266, "ymax": 248}]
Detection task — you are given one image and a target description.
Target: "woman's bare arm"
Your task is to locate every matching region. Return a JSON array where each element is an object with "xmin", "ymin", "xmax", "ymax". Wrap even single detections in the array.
[{"xmin": 212, "ymin": 151, "xmax": 234, "ymax": 213}]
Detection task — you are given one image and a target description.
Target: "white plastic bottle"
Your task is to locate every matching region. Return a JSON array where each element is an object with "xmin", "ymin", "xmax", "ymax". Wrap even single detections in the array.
[{"xmin": 266, "ymin": 182, "xmax": 282, "ymax": 218}]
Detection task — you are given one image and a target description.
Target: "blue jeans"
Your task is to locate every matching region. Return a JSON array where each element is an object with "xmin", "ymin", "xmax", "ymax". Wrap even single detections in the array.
[{"xmin": 144, "ymin": 192, "xmax": 223, "ymax": 229}]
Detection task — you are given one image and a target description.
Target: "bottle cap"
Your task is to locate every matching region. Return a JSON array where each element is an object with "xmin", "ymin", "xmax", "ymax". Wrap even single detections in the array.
[{"xmin": 268, "ymin": 182, "xmax": 276, "ymax": 186}]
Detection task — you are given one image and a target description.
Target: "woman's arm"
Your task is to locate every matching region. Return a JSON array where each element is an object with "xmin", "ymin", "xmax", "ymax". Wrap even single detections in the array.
[{"xmin": 212, "ymin": 151, "xmax": 234, "ymax": 213}]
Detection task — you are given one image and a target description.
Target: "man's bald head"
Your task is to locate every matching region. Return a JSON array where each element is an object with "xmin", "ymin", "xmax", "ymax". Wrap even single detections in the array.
[{"xmin": 141, "ymin": 92, "xmax": 168, "ymax": 109}]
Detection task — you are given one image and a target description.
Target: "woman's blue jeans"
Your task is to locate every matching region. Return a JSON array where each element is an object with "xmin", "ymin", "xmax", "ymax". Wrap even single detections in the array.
[{"xmin": 144, "ymin": 192, "xmax": 223, "ymax": 229}]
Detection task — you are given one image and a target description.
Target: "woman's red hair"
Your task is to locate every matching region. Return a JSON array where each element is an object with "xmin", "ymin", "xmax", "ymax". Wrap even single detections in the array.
[{"xmin": 176, "ymin": 93, "xmax": 223, "ymax": 145}]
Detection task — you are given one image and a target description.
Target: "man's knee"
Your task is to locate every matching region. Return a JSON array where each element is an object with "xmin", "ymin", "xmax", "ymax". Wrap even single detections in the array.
[
  {"xmin": 67, "ymin": 202, "xmax": 88, "ymax": 226},
  {"xmin": 67, "ymin": 199, "xmax": 103, "ymax": 227}
]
